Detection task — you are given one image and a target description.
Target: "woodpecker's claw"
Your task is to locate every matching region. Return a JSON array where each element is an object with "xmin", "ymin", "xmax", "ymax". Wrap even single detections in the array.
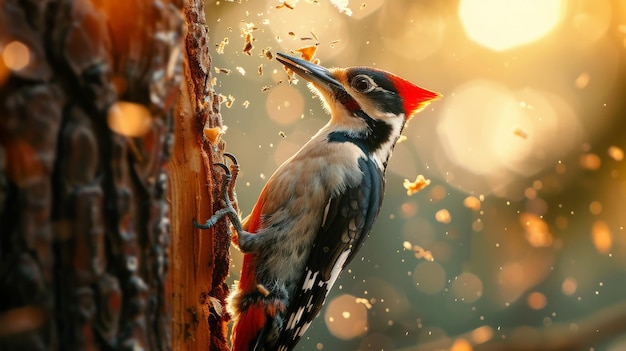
[{"xmin": 194, "ymin": 156, "xmax": 246, "ymax": 237}]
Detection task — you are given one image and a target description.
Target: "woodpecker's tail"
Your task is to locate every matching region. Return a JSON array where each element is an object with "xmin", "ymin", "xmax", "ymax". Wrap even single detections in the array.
[{"xmin": 231, "ymin": 303, "xmax": 266, "ymax": 351}]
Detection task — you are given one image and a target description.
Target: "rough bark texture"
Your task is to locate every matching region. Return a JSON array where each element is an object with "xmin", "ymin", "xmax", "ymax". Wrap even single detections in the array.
[
  {"xmin": 169, "ymin": 0, "xmax": 232, "ymax": 350},
  {"xmin": 0, "ymin": 0, "xmax": 230, "ymax": 350}
]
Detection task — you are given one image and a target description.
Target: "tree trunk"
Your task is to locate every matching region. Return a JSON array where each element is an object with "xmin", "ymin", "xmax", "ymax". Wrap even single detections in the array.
[{"xmin": 0, "ymin": 0, "xmax": 230, "ymax": 350}]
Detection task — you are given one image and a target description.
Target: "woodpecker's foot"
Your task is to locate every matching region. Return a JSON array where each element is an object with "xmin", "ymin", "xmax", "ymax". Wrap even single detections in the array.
[
  {"xmin": 236, "ymin": 283, "xmax": 287, "ymax": 318},
  {"xmin": 193, "ymin": 156, "xmax": 244, "ymax": 234},
  {"xmin": 223, "ymin": 153, "xmax": 240, "ymax": 213}
]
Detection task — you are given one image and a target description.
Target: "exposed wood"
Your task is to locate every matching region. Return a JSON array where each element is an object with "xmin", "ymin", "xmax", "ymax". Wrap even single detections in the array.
[{"xmin": 168, "ymin": 0, "xmax": 231, "ymax": 350}]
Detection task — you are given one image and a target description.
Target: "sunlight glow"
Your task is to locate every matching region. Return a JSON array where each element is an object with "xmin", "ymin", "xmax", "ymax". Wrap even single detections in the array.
[
  {"xmin": 324, "ymin": 294, "xmax": 368, "ymax": 340},
  {"xmin": 458, "ymin": 0, "xmax": 564, "ymax": 51}
]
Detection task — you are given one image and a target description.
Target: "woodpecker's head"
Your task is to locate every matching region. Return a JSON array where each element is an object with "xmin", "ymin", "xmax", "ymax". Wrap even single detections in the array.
[{"xmin": 276, "ymin": 52, "xmax": 441, "ymax": 167}]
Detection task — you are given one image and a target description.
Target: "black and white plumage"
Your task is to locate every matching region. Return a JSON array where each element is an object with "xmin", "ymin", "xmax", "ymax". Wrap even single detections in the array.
[{"xmin": 195, "ymin": 53, "xmax": 440, "ymax": 351}]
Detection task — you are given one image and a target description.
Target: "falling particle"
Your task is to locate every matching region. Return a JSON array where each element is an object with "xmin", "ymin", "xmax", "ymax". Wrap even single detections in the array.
[
  {"xmin": 243, "ymin": 40, "xmax": 253, "ymax": 55},
  {"xmin": 355, "ymin": 298, "xmax": 372, "ymax": 309},
  {"xmin": 204, "ymin": 125, "xmax": 228, "ymax": 145},
  {"xmin": 288, "ymin": 31, "xmax": 296, "ymax": 38},
  {"xmin": 397, "ymin": 135, "xmax": 408, "ymax": 144},
  {"xmin": 329, "ymin": 0, "xmax": 353, "ymax": 16},
  {"xmin": 107, "ymin": 101, "xmax": 153, "ymax": 137},
  {"xmin": 435, "ymin": 209, "xmax": 452, "ymax": 224},
  {"xmin": 258, "ymin": 64, "xmax": 263, "ymax": 76},
  {"xmin": 341, "ymin": 311, "xmax": 350, "ymax": 319},
  {"xmin": 608, "ymin": 146, "xmax": 624, "ymax": 161},
  {"xmin": 360, "ymin": 3, "xmax": 366, "ymax": 10},
  {"xmin": 316, "ymin": 343, "xmax": 324, "ymax": 350},
  {"xmin": 211, "ymin": 77, "xmax": 217, "ymax": 86},
  {"xmin": 216, "ymin": 37, "xmax": 229, "ymax": 54},
  {"xmin": 240, "ymin": 22, "xmax": 258, "ymax": 36},
  {"xmin": 242, "ymin": 100, "xmax": 250, "ymax": 108},
  {"xmin": 329, "ymin": 39, "xmax": 340, "ymax": 48},
  {"xmin": 276, "ymin": 0, "xmax": 297, "ymax": 9},
  {"xmin": 513, "ymin": 127, "xmax": 528, "ymax": 139},
  {"xmin": 262, "ymin": 47, "xmax": 273, "ymax": 60},
  {"xmin": 413, "ymin": 245, "xmax": 434, "ymax": 261},
  {"xmin": 295, "ymin": 45, "xmax": 318, "ymax": 62},
  {"xmin": 402, "ymin": 241, "xmax": 412, "ymax": 250},
  {"xmin": 260, "ymin": 173, "xmax": 266, "ymax": 180},
  {"xmin": 403, "ymin": 175, "xmax": 431, "ymax": 196},
  {"xmin": 225, "ymin": 95, "xmax": 236, "ymax": 108},
  {"xmin": 279, "ymin": 131, "xmax": 286, "ymax": 138},
  {"xmin": 311, "ymin": 30, "xmax": 320, "ymax": 43},
  {"xmin": 261, "ymin": 85, "xmax": 271, "ymax": 92},
  {"xmin": 214, "ymin": 67, "xmax": 232, "ymax": 75},
  {"xmin": 2, "ymin": 41, "xmax": 30, "ymax": 71},
  {"xmin": 575, "ymin": 72, "xmax": 590, "ymax": 89},
  {"xmin": 235, "ymin": 66, "xmax": 246, "ymax": 75},
  {"xmin": 463, "ymin": 196, "xmax": 481, "ymax": 211}
]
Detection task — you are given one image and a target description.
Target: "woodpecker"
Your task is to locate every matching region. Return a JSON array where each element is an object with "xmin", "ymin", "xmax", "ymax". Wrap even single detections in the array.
[{"xmin": 195, "ymin": 53, "xmax": 441, "ymax": 351}]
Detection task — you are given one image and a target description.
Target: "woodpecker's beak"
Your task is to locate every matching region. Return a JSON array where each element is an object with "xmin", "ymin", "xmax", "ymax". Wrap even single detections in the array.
[{"xmin": 276, "ymin": 53, "xmax": 344, "ymax": 94}]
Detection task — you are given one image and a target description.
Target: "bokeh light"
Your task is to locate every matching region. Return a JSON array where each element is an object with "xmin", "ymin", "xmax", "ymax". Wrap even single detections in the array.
[
  {"xmin": 1, "ymin": 40, "xmax": 30, "ymax": 71},
  {"xmin": 107, "ymin": 101, "xmax": 153, "ymax": 137},
  {"xmin": 413, "ymin": 261, "xmax": 446, "ymax": 295},
  {"xmin": 324, "ymin": 294, "xmax": 368, "ymax": 340},
  {"xmin": 436, "ymin": 80, "xmax": 582, "ymax": 195},
  {"xmin": 205, "ymin": 1, "xmax": 626, "ymax": 349},
  {"xmin": 458, "ymin": 0, "xmax": 564, "ymax": 51}
]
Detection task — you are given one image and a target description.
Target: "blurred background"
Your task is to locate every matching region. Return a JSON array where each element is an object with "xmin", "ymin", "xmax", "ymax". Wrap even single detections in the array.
[{"xmin": 205, "ymin": 0, "xmax": 626, "ymax": 350}]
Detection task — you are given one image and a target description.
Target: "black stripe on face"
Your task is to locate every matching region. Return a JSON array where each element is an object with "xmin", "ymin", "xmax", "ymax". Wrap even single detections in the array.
[
  {"xmin": 327, "ymin": 110, "xmax": 393, "ymax": 154},
  {"xmin": 346, "ymin": 68, "xmax": 405, "ymax": 116}
]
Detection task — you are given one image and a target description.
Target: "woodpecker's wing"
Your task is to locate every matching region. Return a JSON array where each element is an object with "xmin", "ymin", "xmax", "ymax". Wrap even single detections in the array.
[{"xmin": 272, "ymin": 156, "xmax": 384, "ymax": 351}]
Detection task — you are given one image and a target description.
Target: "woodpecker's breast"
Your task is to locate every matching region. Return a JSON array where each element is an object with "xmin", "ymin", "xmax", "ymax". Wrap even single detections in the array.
[{"xmin": 253, "ymin": 136, "xmax": 367, "ymax": 290}]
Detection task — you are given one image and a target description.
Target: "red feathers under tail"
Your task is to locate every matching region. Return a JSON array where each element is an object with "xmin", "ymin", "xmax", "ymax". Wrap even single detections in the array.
[{"xmin": 231, "ymin": 303, "xmax": 266, "ymax": 351}]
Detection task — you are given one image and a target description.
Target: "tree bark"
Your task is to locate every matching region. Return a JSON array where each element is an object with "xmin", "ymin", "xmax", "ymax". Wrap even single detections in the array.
[
  {"xmin": 169, "ymin": 1, "xmax": 232, "ymax": 350},
  {"xmin": 0, "ymin": 0, "xmax": 230, "ymax": 350}
]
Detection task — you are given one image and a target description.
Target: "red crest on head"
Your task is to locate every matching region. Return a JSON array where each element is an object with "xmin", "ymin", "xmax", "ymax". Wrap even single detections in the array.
[{"xmin": 390, "ymin": 75, "xmax": 441, "ymax": 120}]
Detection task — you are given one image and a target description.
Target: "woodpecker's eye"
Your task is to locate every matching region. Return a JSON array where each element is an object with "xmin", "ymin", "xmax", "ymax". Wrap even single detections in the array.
[{"xmin": 351, "ymin": 75, "xmax": 375, "ymax": 93}]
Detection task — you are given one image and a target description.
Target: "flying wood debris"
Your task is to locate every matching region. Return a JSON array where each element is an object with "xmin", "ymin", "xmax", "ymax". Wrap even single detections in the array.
[
  {"xmin": 204, "ymin": 125, "xmax": 228, "ymax": 145},
  {"xmin": 214, "ymin": 67, "xmax": 232, "ymax": 75},
  {"xmin": 276, "ymin": 0, "xmax": 296, "ymax": 9},
  {"xmin": 403, "ymin": 175, "xmax": 431, "ymax": 196},
  {"xmin": 294, "ymin": 45, "xmax": 318, "ymax": 62},
  {"xmin": 225, "ymin": 95, "xmax": 235, "ymax": 108},
  {"xmin": 243, "ymin": 33, "xmax": 253, "ymax": 55},
  {"xmin": 216, "ymin": 37, "xmax": 229, "ymax": 54},
  {"xmin": 513, "ymin": 127, "xmax": 528, "ymax": 139},
  {"xmin": 262, "ymin": 47, "xmax": 273, "ymax": 60}
]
